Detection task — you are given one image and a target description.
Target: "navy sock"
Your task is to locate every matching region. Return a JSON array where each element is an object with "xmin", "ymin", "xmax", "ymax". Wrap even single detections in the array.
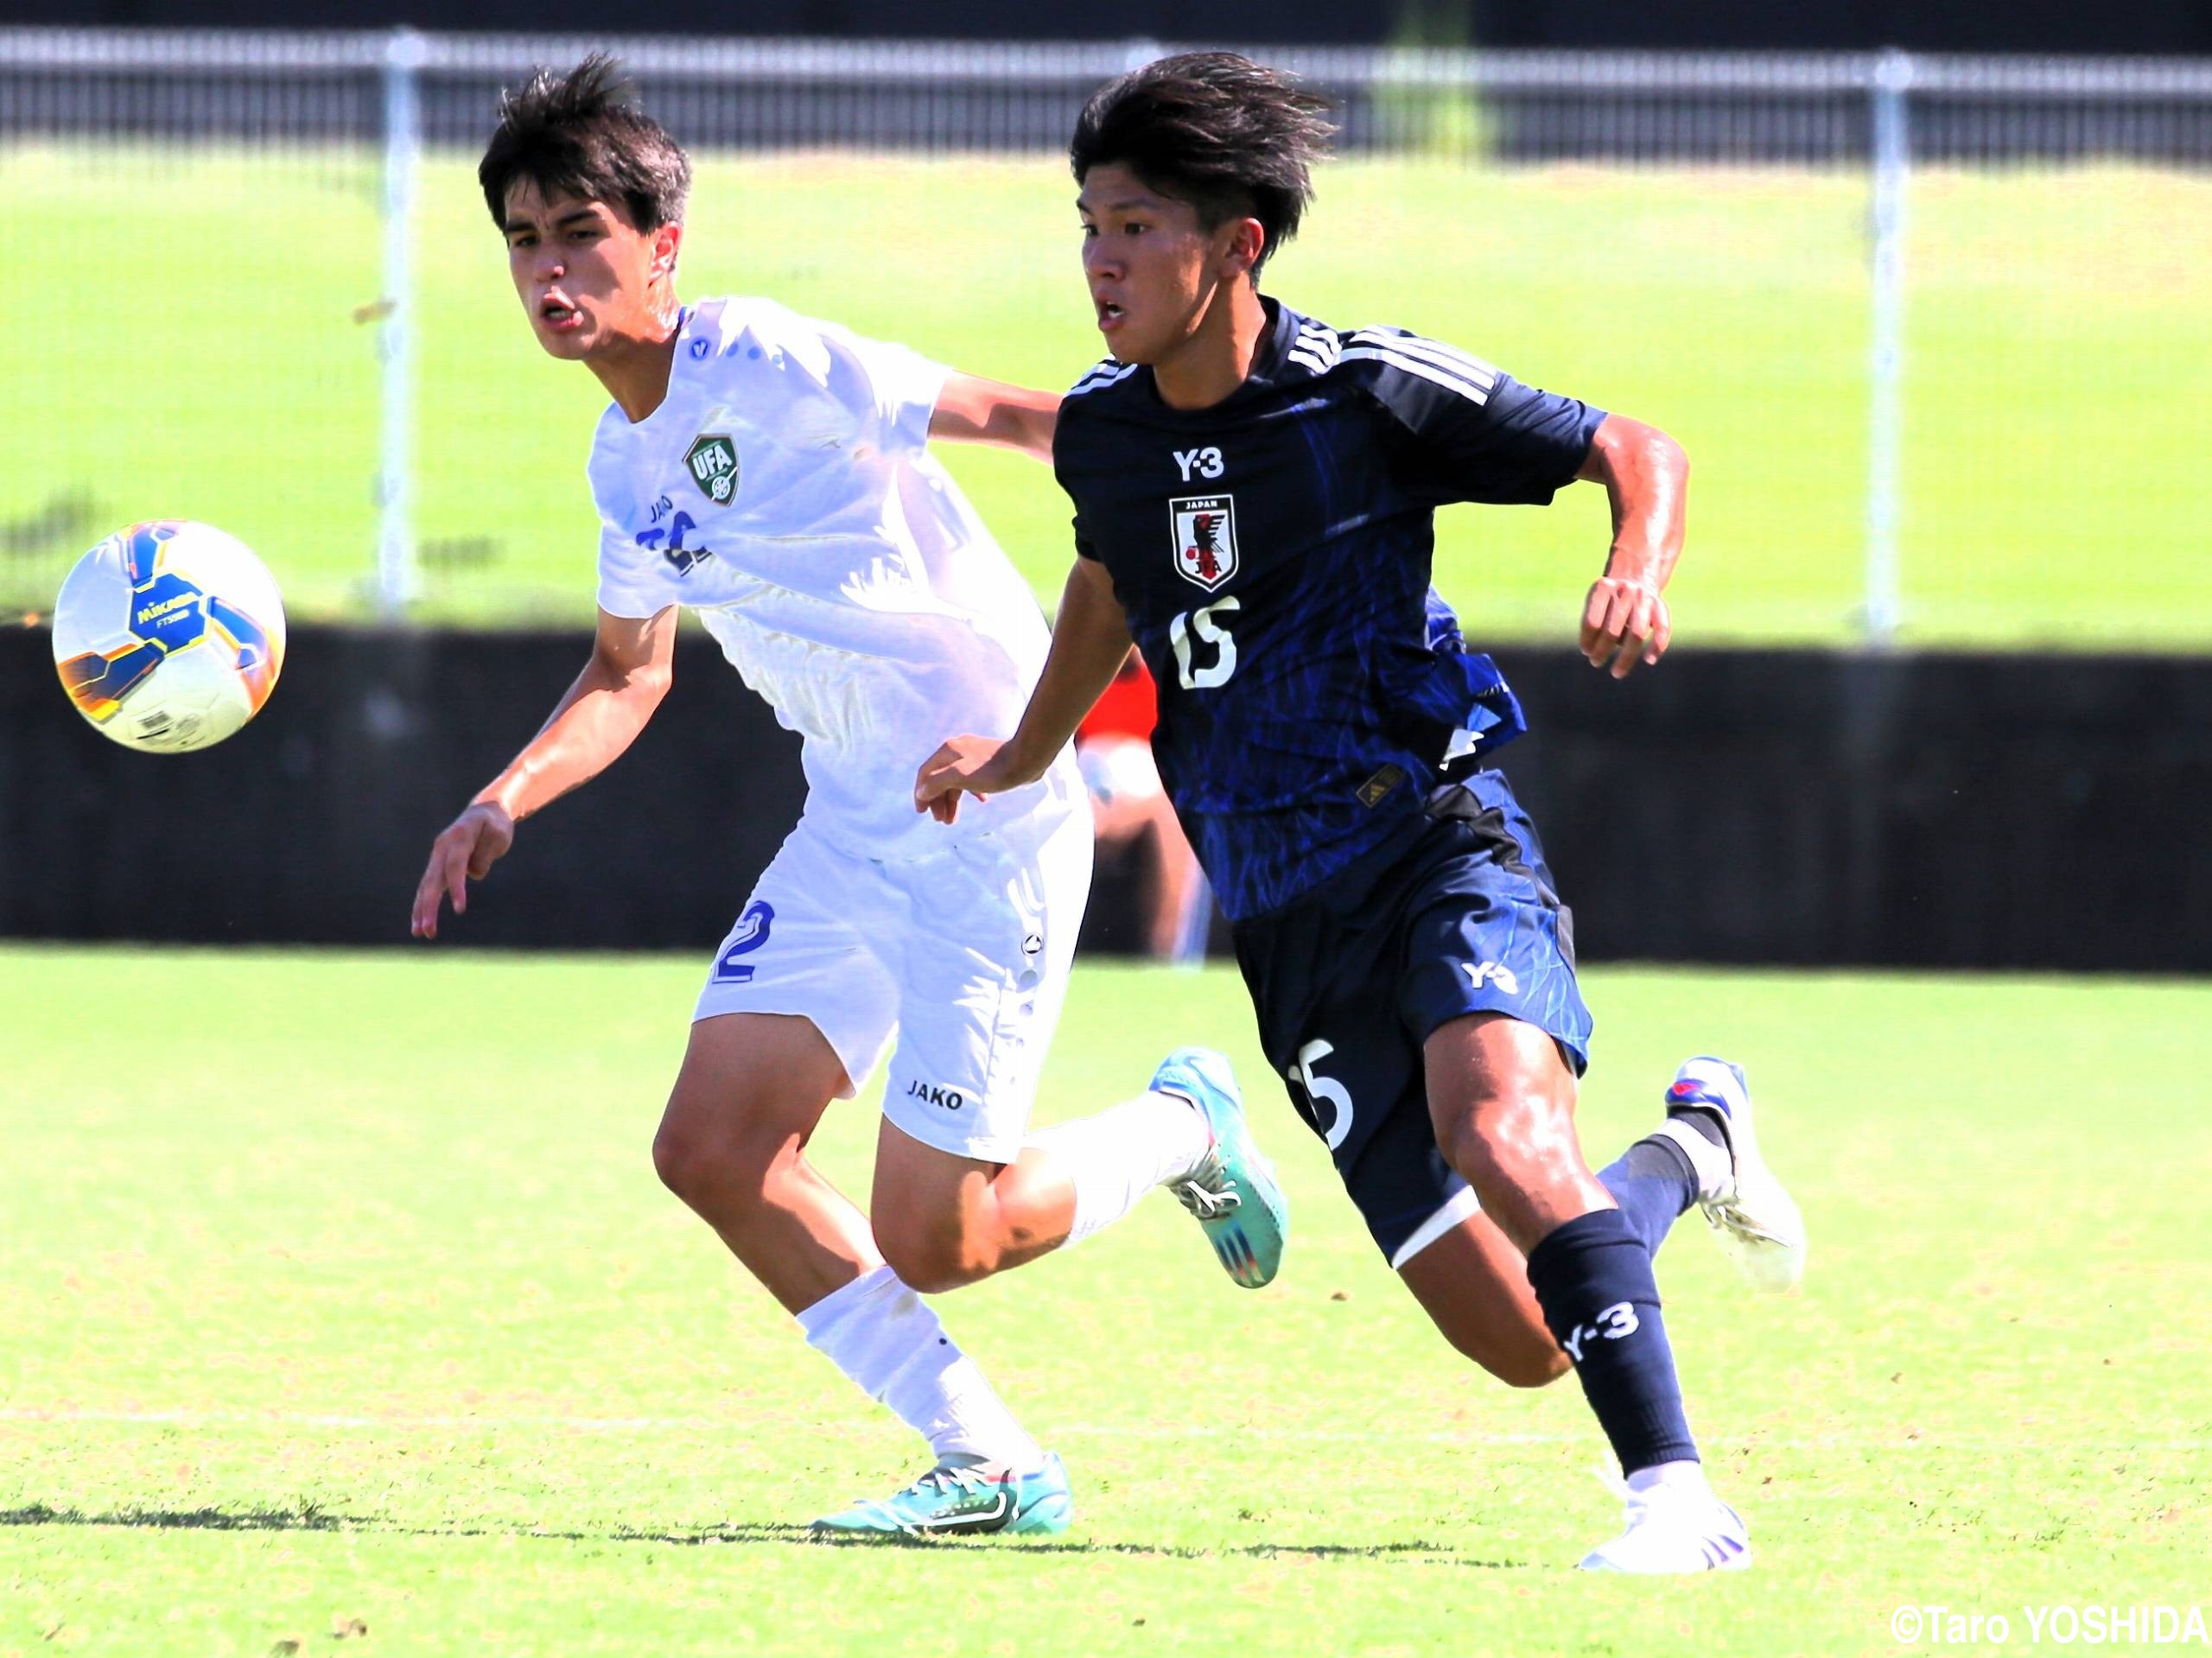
[
  {"xmin": 1670, "ymin": 1108, "xmax": 1730, "ymax": 1152},
  {"xmin": 1597, "ymin": 1136, "xmax": 1699, "ymax": 1257},
  {"xmin": 1525, "ymin": 1208, "xmax": 1699, "ymax": 1474}
]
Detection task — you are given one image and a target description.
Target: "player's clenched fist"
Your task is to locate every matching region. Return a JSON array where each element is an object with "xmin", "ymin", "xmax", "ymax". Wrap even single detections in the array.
[
  {"xmin": 1580, "ymin": 575, "xmax": 1672, "ymax": 679},
  {"xmin": 914, "ymin": 735, "xmax": 1032, "ymax": 824},
  {"xmin": 410, "ymin": 801, "xmax": 516, "ymax": 938}
]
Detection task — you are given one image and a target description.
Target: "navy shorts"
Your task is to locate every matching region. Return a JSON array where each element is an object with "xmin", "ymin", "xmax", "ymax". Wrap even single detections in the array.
[{"xmin": 1230, "ymin": 770, "xmax": 1594, "ymax": 1267}]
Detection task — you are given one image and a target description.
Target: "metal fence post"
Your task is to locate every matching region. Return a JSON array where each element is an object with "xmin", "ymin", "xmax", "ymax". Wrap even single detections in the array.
[
  {"xmin": 1864, "ymin": 47, "xmax": 1914, "ymax": 647},
  {"xmin": 374, "ymin": 27, "xmax": 425, "ymax": 619}
]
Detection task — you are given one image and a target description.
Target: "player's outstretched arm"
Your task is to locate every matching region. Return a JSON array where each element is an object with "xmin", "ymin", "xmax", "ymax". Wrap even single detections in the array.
[
  {"xmin": 927, "ymin": 373, "xmax": 1061, "ymax": 462},
  {"xmin": 410, "ymin": 604, "xmax": 678, "ymax": 938},
  {"xmin": 914, "ymin": 556, "xmax": 1131, "ymax": 823},
  {"xmin": 1574, "ymin": 413, "xmax": 1688, "ymax": 679}
]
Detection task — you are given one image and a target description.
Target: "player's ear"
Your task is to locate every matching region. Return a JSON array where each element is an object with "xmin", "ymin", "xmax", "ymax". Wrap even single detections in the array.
[
  {"xmin": 652, "ymin": 219, "xmax": 683, "ymax": 283},
  {"xmin": 1221, "ymin": 217, "xmax": 1266, "ymax": 285}
]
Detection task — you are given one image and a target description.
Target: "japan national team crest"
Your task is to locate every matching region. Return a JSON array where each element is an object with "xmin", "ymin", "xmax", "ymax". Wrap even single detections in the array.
[
  {"xmin": 1169, "ymin": 494, "xmax": 1239, "ymax": 591},
  {"xmin": 684, "ymin": 433, "xmax": 739, "ymax": 505}
]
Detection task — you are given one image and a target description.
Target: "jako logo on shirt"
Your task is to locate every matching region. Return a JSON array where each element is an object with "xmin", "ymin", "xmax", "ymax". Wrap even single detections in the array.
[
  {"xmin": 685, "ymin": 433, "xmax": 739, "ymax": 505},
  {"xmin": 1168, "ymin": 494, "xmax": 1238, "ymax": 591},
  {"xmin": 906, "ymin": 1080, "xmax": 967, "ymax": 1112}
]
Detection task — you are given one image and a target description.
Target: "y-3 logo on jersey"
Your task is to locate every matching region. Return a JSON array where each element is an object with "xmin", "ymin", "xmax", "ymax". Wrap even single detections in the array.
[
  {"xmin": 1173, "ymin": 446, "xmax": 1224, "ymax": 481},
  {"xmin": 1465, "ymin": 960, "xmax": 1521, "ymax": 996},
  {"xmin": 1169, "ymin": 494, "xmax": 1239, "ymax": 592}
]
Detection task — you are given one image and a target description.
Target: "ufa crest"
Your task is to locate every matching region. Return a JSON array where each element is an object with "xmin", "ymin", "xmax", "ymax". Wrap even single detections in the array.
[{"xmin": 685, "ymin": 433, "xmax": 739, "ymax": 505}]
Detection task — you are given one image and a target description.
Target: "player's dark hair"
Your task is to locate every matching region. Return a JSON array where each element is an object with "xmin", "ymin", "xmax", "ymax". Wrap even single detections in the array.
[
  {"xmin": 1070, "ymin": 52, "xmax": 1334, "ymax": 273},
  {"xmin": 479, "ymin": 54, "xmax": 691, "ymax": 232}
]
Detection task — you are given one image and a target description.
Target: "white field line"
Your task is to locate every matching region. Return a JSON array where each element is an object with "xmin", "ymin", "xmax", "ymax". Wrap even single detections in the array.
[{"xmin": 0, "ymin": 1407, "xmax": 2208, "ymax": 1453}]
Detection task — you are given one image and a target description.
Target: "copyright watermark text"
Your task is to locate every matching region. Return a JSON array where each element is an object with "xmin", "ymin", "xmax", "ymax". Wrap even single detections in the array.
[{"xmin": 1892, "ymin": 1605, "xmax": 2209, "ymax": 1647}]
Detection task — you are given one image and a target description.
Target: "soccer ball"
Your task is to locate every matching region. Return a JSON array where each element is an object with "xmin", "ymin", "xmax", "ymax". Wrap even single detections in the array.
[{"xmin": 52, "ymin": 519, "xmax": 287, "ymax": 753}]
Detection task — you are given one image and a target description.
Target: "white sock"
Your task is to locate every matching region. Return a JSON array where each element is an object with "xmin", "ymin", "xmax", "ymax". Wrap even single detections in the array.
[
  {"xmin": 1646, "ymin": 1117, "xmax": 1732, "ymax": 1204},
  {"xmin": 796, "ymin": 1266, "xmax": 1045, "ymax": 1473},
  {"xmin": 1627, "ymin": 1459, "xmax": 1711, "ymax": 1497},
  {"xmin": 1026, "ymin": 1089, "xmax": 1213, "ymax": 1248}
]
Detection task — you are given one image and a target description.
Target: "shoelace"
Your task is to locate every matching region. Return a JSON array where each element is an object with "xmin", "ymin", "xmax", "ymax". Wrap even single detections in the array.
[
  {"xmin": 1172, "ymin": 1177, "xmax": 1240, "ymax": 1218},
  {"xmin": 893, "ymin": 1465, "xmax": 1003, "ymax": 1507}
]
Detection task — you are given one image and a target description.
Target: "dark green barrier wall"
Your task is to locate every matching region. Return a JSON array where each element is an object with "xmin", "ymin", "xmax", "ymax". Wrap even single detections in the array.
[
  {"xmin": 3, "ymin": 625, "xmax": 2206, "ymax": 970},
  {"xmin": 1, "ymin": 626, "xmax": 801, "ymax": 952}
]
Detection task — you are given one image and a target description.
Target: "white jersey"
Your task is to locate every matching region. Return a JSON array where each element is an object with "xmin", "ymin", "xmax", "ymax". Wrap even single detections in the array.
[{"xmin": 588, "ymin": 297, "xmax": 1074, "ymax": 861}]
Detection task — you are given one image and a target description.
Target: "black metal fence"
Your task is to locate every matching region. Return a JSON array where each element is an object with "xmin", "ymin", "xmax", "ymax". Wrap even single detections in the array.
[{"xmin": 6, "ymin": 35, "xmax": 2211, "ymax": 162}]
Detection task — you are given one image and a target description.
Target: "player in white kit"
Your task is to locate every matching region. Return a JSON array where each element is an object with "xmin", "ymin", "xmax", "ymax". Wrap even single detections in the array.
[{"xmin": 407, "ymin": 57, "xmax": 1289, "ymax": 1537}]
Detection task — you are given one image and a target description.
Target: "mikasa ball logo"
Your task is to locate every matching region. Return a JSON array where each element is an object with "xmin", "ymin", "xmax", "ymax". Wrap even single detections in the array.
[{"xmin": 685, "ymin": 433, "xmax": 738, "ymax": 505}]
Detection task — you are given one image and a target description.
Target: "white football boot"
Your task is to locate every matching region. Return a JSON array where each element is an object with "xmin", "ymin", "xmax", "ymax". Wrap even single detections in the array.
[
  {"xmin": 1644, "ymin": 1056, "xmax": 1807, "ymax": 1293},
  {"xmin": 1579, "ymin": 1466, "xmax": 1753, "ymax": 1573}
]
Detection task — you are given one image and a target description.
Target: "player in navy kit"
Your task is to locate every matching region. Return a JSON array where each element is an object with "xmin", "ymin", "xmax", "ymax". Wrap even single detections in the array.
[{"xmin": 916, "ymin": 54, "xmax": 1808, "ymax": 1571}]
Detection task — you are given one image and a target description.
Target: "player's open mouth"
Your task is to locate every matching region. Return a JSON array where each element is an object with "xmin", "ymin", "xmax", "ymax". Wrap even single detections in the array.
[
  {"xmin": 1095, "ymin": 298, "xmax": 1125, "ymax": 333},
  {"xmin": 539, "ymin": 298, "xmax": 582, "ymax": 332}
]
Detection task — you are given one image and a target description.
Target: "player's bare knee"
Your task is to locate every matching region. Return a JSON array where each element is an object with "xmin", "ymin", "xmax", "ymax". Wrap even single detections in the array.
[
  {"xmin": 652, "ymin": 1092, "xmax": 783, "ymax": 1210},
  {"xmin": 1431, "ymin": 1097, "xmax": 1516, "ymax": 1193},
  {"xmin": 650, "ymin": 1111, "xmax": 723, "ymax": 1208},
  {"xmin": 1439, "ymin": 1093, "xmax": 1572, "ymax": 1199},
  {"xmin": 875, "ymin": 1223, "xmax": 995, "ymax": 1295},
  {"xmin": 984, "ymin": 1159, "xmax": 1063, "ymax": 1257}
]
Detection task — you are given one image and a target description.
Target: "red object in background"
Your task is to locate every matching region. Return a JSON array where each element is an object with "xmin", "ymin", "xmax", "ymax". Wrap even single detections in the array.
[{"xmin": 1078, "ymin": 651, "xmax": 1158, "ymax": 743}]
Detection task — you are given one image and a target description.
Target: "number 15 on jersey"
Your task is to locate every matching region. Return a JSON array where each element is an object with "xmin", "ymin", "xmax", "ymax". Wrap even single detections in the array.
[{"xmin": 1169, "ymin": 596, "xmax": 1240, "ymax": 689}]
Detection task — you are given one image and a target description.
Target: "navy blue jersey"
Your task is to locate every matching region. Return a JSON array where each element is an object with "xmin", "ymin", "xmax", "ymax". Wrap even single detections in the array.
[{"xmin": 1052, "ymin": 299, "xmax": 1605, "ymax": 921}]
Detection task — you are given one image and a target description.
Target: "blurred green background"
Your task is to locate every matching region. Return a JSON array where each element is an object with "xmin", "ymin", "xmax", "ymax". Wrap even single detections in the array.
[{"xmin": 5, "ymin": 146, "xmax": 2207, "ymax": 646}]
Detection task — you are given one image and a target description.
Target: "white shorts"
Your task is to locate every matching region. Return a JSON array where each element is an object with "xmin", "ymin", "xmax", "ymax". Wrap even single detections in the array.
[
  {"xmin": 1077, "ymin": 735, "xmax": 1163, "ymax": 806},
  {"xmin": 693, "ymin": 791, "xmax": 1094, "ymax": 1165}
]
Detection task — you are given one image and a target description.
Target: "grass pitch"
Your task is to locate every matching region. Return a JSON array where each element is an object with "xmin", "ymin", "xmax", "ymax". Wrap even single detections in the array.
[
  {"xmin": 3, "ymin": 147, "xmax": 2209, "ymax": 646},
  {"xmin": 1, "ymin": 947, "xmax": 2208, "ymax": 1655}
]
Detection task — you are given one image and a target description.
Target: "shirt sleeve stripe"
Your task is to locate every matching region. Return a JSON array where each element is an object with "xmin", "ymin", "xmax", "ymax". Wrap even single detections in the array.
[
  {"xmin": 1067, "ymin": 361, "xmax": 1139, "ymax": 397},
  {"xmin": 1349, "ymin": 329, "xmax": 1500, "ymax": 389},
  {"xmin": 1286, "ymin": 322, "xmax": 1343, "ymax": 378},
  {"xmin": 1340, "ymin": 345, "xmax": 1495, "ymax": 405}
]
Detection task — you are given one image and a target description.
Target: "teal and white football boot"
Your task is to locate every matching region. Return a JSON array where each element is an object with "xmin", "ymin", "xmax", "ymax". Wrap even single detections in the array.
[
  {"xmin": 810, "ymin": 1452, "xmax": 1073, "ymax": 1538},
  {"xmin": 1149, "ymin": 1046, "xmax": 1288, "ymax": 1289}
]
